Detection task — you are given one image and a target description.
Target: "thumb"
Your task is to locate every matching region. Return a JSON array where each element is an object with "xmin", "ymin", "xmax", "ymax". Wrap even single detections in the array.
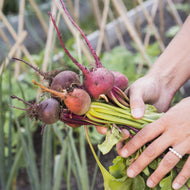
[{"xmin": 130, "ymin": 95, "xmax": 145, "ymax": 119}]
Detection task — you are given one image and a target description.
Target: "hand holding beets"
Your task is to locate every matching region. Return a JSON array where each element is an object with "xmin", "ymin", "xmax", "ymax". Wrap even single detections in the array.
[{"xmin": 11, "ymin": 2, "xmax": 190, "ymax": 190}]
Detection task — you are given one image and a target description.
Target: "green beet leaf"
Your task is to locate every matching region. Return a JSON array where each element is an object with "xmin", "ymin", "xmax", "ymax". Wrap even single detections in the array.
[
  {"xmin": 98, "ymin": 126, "xmax": 123, "ymax": 155},
  {"xmin": 85, "ymin": 126, "xmax": 147, "ymax": 190}
]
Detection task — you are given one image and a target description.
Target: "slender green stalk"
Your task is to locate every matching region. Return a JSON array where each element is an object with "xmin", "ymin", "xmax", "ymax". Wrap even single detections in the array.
[
  {"xmin": 14, "ymin": 115, "xmax": 40, "ymax": 190},
  {"xmin": 8, "ymin": 65, "xmax": 13, "ymax": 172},
  {"xmin": 80, "ymin": 126, "xmax": 90, "ymax": 189},
  {"xmin": 87, "ymin": 109, "xmax": 143, "ymax": 128},
  {"xmin": 0, "ymin": 73, "xmax": 6, "ymax": 190},
  {"xmin": 53, "ymin": 124, "xmax": 68, "ymax": 190},
  {"xmin": 68, "ymin": 129, "xmax": 83, "ymax": 189},
  {"xmin": 5, "ymin": 147, "xmax": 23, "ymax": 190},
  {"xmin": 90, "ymin": 149, "xmax": 101, "ymax": 190},
  {"xmin": 16, "ymin": 81, "xmax": 40, "ymax": 189},
  {"xmin": 41, "ymin": 127, "xmax": 53, "ymax": 190},
  {"xmin": 86, "ymin": 102, "xmax": 162, "ymax": 129},
  {"xmin": 67, "ymin": 147, "xmax": 72, "ymax": 190},
  {"xmin": 53, "ymin": 146, "xmax": 67, "ymax": 190}
]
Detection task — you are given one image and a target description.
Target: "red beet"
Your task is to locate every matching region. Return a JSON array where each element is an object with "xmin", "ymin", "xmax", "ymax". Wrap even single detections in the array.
[
  {"xmin": 32, "ymin": 80, "xmax": 91, "ymax": 115},
  {"xmin": 111, "ymin": 71, "xmax": 128, "ymax": 91},
  {"xmin": 83, "ymin": 68, "xmax": 114, "ymax": 99},
  {"xmin": 48, "ymin": 7, "xmax": 115, "ymax": 100}
]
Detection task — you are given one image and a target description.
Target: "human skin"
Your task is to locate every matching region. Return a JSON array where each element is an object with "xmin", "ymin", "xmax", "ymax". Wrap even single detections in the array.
[
  {"xmin": 96, "ymin": 15, "xmax": 190, "ymax": 189},
  {"xmin": 117, "ymin": 15, "xmax": 190, "ymax": 189}
]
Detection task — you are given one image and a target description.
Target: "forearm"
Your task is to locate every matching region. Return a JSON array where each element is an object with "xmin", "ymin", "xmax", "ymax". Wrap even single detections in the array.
[{"xmin": 149, "ymin": 15, "xmax": 190, "ymax": 94}]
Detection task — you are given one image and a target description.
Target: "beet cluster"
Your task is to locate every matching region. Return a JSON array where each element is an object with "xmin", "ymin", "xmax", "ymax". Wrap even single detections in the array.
[{"xmin": 11, "ymin": 0, "xmax": 129, "ymax": 132}]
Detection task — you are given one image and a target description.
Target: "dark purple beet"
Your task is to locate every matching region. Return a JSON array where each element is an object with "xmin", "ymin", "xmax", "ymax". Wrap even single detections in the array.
[
  {"xmin": 50, "ymin": 70, "xmax": 81, "ymax": 92},
  {"xmin": 10, "ymin": 95, "xmax": 60, "ymax": 124},
  {"xmin": 37, "ymin": 98, "xmax": 60, "ymax": 124}
]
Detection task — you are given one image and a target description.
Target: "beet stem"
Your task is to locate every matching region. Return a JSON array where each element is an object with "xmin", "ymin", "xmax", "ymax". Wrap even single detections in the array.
[
  {"xmin": 12, "ymin": 57, "xmax": 46, "ymax": 78},
  {"xmin": 9, "ymin": 104, "xmax": 28, "ymax": 111},
  {"xmin": 48, "ymin": 12, "xmax": 89, "ymax": 77},
  {"xmin": 32, "ymin": 79, "xmax": 66, "ymax": 100},
  {"xmin": 59, "ymin": 0, "xmax": 102, "ymax": 68},
  {"xmin": 41, "ymin": 123, "xmax": 46, "ymax": 135},
  {"xmin": 11, "ymin": 95, "xmax": 33, "ymax": 106}
]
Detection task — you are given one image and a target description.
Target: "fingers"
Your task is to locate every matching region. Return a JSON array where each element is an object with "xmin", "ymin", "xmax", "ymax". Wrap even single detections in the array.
[
  {"xmin": 146, "ymin": 147, "xmax": 182, "ymax": 188},
  {"xmin": 172, "ymin": 156, "xmax": 190, "ymax": 189},
  {"xmin": 116, "ymin": 129, "xmax": 130, "ymax": 155},
  {"xmin": 128, "ymin": 87, "xmax": 146, "ymax": 119},
  {"xmin": 95, "ymin": 126, "xmax": 130, "ymax": 140},
  {"xmin": 146, "ymin": 137, "xmax": 190, "ymax": 188},
  {"xmin": 95, "ymin": 126, "xmax": 108, "ymax": 135},
  {"xmin": 126, "ymin": 133, "xmax": 171, "ymax": 178},
  {"xmin": 117, "ymin": 120, "xmax": 164, "ymax": 157},
  {"xmin": 126, "ymin": 136, "xmax": 190, "ymax": 189}
]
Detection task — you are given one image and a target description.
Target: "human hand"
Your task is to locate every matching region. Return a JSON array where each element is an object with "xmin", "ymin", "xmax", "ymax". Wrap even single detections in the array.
[
  {"xmin": 95, "ymin": 125, "xmax": 130, "ymax": 140},
  {"xmin": 117, "ymin": 97, "xmax": 190, "ymax": 189},
  {"xmin": 126, "ymin": 73, "xmax": 175, "ymax": 119}
]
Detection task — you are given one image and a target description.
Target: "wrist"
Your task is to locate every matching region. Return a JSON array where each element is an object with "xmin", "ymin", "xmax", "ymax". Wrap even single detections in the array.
[{"xmin": 148, "ymin": 16, "xmax": 190, "ymax": 95}]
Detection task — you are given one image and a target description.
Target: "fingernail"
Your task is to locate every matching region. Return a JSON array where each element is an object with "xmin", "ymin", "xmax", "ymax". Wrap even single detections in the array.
[
  {"xmin": 120, "ymin": 149, "xmax": 128, "ymax": 157},
  {"xmin": 122, "ymin": 129, "xmax": 129, "ymax": 138},
  {"xmin": 147, "ymin": 179, "xmax": 155, "ymax": 187},
  {"xmin": 131, "ymin": 108, "xmax": 143, "ymax": 118},
  {"xmin": 127, "ymin": 168, "xmax": 135, "ymax": 177},
  {"xmin": 173, "ymin": 183, "xmax": 181, "ymax": 189}
]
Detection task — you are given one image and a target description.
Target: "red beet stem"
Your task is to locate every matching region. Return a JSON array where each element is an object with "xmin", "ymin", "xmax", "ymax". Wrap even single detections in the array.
[
  {"xmin": 59, "ymin": 0, "xmax": 102, "ymax": 68},
  {"xmin": 48, "ymin": 12, "xmax": 89, "ymax": 77}
]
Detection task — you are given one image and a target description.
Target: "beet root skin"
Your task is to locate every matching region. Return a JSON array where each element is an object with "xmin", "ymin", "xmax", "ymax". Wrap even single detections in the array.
[
  {"xmin": 64, "ymin": 88, "xmax": 91, "ymax": 115},
  {"xmin": 83, "ymin": 68, "xmax": 115, "ymax": 100},
  {"xmin": 111, "ymin": 71, "xmax": 129, "ymax": 90},
  {"xmin": 38, "ymin": 98, "xmax": 60, "ymax": 124},
  {"xmin": 50, "ymin": 70, "xmax": 81, "ymax": 92},
  {"xmin": 32, "ymin": 80, "xmax": 91, "ymax": 116}
]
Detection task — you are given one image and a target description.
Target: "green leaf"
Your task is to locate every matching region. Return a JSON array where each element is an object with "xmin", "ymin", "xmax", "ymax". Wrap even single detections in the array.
[
  {"xmin": 142, "ymin": 166, "xmax": 150, "ymax": 176},
  {"xmin": 109, "ymin": 156, "xmax": 127, "ymax": 178},
  {"xmin": 148, "ymin": 159, "xmax": 159, "ymax": 170},
  {"xmin": 159, "ymin": 174, "xmax": 173, "ymax": 190},
  {"xmin": 165, "ymin": 25, "xmax": 180, "ymax": 38},
  {"xmin": 109, "ymin": 175, "xmax": 145, "ymax": 190},
  {"xmin": 98, "ymin": 126, "xmax": 123, "ymax": 155},
  {"xmin": 86, "ymin": 127, "xmax": 147, "ymax": 190},
  {"xmin": 146, "ymin": 42, "xmax": 161, "ymax": 57}
]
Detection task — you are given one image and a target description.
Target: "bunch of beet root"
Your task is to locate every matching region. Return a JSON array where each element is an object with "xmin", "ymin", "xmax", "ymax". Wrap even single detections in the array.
[{"xmin": 11, "ymin": 0, "xmax": 130, "ymax": 133}]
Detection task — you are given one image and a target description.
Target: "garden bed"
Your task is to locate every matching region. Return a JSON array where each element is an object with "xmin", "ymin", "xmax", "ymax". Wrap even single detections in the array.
[
  {"xmin": 1, "ymin": 0, "xmax": 190, "ymax": 190},
  {"xmin": 13, "ymin": 1, "xmax": 190, "ymax": 190}
]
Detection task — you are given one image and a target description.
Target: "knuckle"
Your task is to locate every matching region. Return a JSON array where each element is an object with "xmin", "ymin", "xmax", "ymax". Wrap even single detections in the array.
[
  {"xmin": 162, "ymin": 156, "xmax": 176, "ymax": 168},
  {"xmin": 150, "ymin": 171, "xmax": 162, "ymax": 185},
  {"xmin": 179, "ymin": 174, "xmax": 188, "ymax": 184},
  {"xmin": 128, "ymin": 127, "xmax": 151, "ymax": 149},
  {"xmin": 136, "ymin": 126, "xmax": 149, "ymax": 139},
  {"xmin": 144, "ymin": 144, "xmax": 156, "ymax": 158}
]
